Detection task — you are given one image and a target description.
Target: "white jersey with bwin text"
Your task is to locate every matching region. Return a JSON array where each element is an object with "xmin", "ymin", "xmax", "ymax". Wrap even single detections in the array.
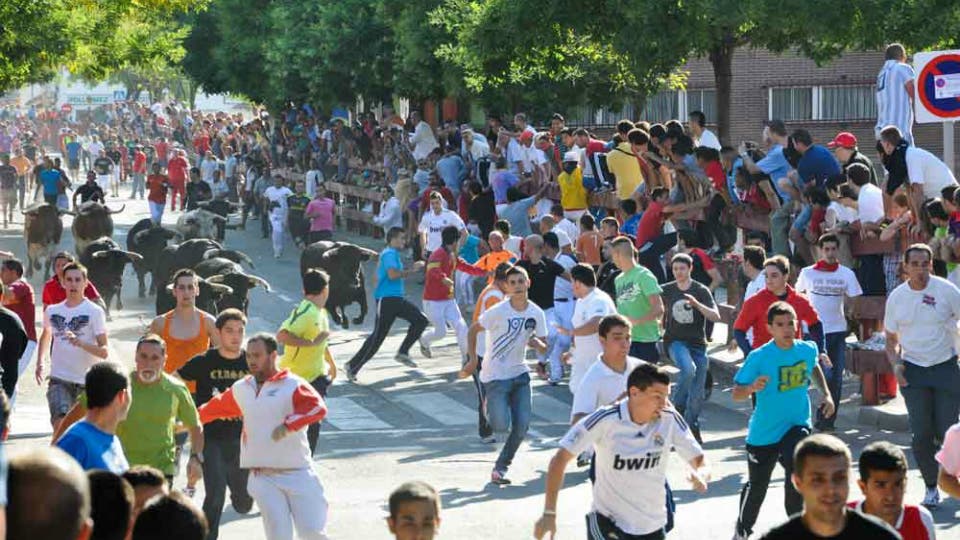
[{"xmin": 559, "ymin": 400, "xmax": 703, "ymax": 536}]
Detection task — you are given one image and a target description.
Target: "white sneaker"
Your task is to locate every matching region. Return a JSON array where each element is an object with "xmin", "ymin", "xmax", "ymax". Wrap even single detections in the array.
[
  {"xmin": 731, "ymin": 531, "xmax": 748, "ymax": 540},
  {"xmin": 923, "ymin": 486, "xmax": 941, "ymax": 508},
  {"xmin": 419, "ymin": 339, "xmax": 432, "ymax": 359}
]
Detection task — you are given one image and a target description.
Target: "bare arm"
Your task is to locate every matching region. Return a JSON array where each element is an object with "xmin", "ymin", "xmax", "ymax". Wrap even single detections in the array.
[
  {"xmin": 204, "ymin": 314, "xmax": 220, "ymax": 348},
  {"xmin": 458, "ymin": 322, "xmax": 484, "ymax": 378},
  {"xmin": 939, "ymin": 467, "xmax": 960, "ymax": 498},
  {"xmin": 732, "ymin": 375, "xmax": 767, "ymax": 401},
  {"xmin": 687, "ymin": 294, "xmax": 721, "ymax": 323},
  {"xmin": 706, "ymin": 268, "xmax": 723, "ymax": 292},
  {"xmin": 51, "ymin": 401, "xmax": 87, "ymax": 443},
  {"xmin": 570, "ymin": 316, "xmax": 603, "ymax": 337},
  {"xmin": 533, "ymin": 448, "xmax": 575, "ymax": 539}
]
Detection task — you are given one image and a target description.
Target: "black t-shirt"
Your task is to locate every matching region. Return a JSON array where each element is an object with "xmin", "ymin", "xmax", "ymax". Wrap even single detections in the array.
[
  {"xmin": 0, "ymin": 306, "xmax": 28, "ymax": 367},
  {"xmin": 75, "ymin": 183, "xmax": 105, "ymax": 204},
  {"xmin": 597, "ymin": 262, "xmax": 620, "ymax": 299},
  {"xmin": 0, "ymin": 164, "xmax": 17, "ymax": 190},
  {"xmin": 661, "ymin": 279, "xmax": 715, "ymax": 347},
  {"xmin": 93, "ymin": 156, "xmax": 114, "ymax": 175},
  {"xmin": 759, "ymin": 511, "xmax": 901, "ymax": 540},
  {"xmin": 186, "ymin": 181, "xmax": 212, "ymax": 210},
  {"xmin": 178, "ymin": 349, "xmax": 249, "ymax": 440},
  {"xmin": 517, "ymin": 258, "xmax": 565, "ymax": 310},
  {"xmin": 468, "ymin": 190, "xmax": 497, "ymax": 238}
]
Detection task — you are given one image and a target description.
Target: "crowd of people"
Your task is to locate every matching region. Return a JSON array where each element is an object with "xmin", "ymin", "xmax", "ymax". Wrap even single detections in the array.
[{"xmin": 2, "ymin": 41, "xmax": 960, "ymax": 540}]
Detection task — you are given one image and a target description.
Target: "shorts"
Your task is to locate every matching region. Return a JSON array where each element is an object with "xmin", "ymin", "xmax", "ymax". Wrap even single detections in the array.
[
  {"xmin": 68, "ymin": 158, "xmax": 79, "ymax": 170},
  {"xmin": 46, "ymin": 377, "xmax": 85, "ymax": 419},
  {"xmin": 0, "ymin": 188, "xmax": 16, "ymax": 206},
  {"xmin": 586, "ymin": 512, "xmax": 665, "ymax": 540}
]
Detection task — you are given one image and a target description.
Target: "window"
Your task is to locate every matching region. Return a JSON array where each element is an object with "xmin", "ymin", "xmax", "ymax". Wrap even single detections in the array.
[
  {"xmin": 820, "ymin": 85, "xmax": 877, "ymax": 120},
  {"xmin": 686, "ymin": 89, "xmax": 717, "ymax": 124},
  {"xmin": 640, "ymin": 90, "xmax": 680, "ymax": 123},
  {"xmin": 769, "ymin": 85, "xmax": 877, "ymax": 121},
  {"xmin": 771, "ymin": 87, "xmax": 813, "ymax": 121}
]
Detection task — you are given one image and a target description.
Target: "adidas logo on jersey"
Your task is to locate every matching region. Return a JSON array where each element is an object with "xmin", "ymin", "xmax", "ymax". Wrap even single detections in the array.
[{"xmin": 613, "ymin": 452, "xmax": 662, "ymax": 471}]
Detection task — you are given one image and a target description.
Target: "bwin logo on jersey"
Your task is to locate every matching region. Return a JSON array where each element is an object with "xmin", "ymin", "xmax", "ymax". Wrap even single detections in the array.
[{"xmin": 613, "ymin": 452, "xmax": 662, "ymax": 470}]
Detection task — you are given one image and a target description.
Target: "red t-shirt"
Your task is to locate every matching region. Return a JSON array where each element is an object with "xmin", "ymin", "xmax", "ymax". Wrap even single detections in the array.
[
  {"xmin": 423, "ymin": 248, "xmax": 486, "ymax": 301},
  {"xmin": 133, "ymin": 150, "xmax": 147, "ymax": 174},
  {"xmin": 155, "ymin": 142, "xmax": 169, "ymax": 161},
  {"xmin": 635, "ymin": 201, "xmax": 664, "ymax": 248},
  {"xmin": 733, "ymin": 286, "xmax": 819, "ymax": 349},
  {"xmin": 147, "ymin": 174, "xmax": 169, "ymax": 203},
  {"xmin": 689, "ymin": 248, "xmax": 716, "ymax": 270},
  {"xmin": 705, "ymin": 161, "xmax": 726, "ymax": 192},
  {"xmin": 41, "ymin": 277, "xmax": 100, "ymax": 309},
  {"xmin": 846, "ymin": 501, "xmax": 933, "ymax": 540},
  {"xmin": 167, "ymin": 156, "xmax": 189, "ymax": 183},
  {"xmin": 4, "ymin": 280, "xmax": 36, "ymax": 340}
]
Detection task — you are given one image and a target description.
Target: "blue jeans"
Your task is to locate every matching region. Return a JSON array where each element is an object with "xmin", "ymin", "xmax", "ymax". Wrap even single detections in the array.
[
  {"xmin": 483, "ymin": 372, "xmax": 532, "ymax": 472},
  {"xmin": 816, "ymin": 332, "xmax": 847, "ymax": 428},
  {"xmin": 791, "ymin": 202, "xmax": 812, "ymax": 232},
  {"xmin": 668, "ymin": 341, "xmax": 709, "ymax": 430},
  {"xmin": 769, "ymin": 203, "xmax": 792, "ymax": 257}
]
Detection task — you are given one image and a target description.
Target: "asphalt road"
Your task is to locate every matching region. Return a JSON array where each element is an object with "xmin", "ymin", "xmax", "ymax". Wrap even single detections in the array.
[{"xmin": 1, "ymin": 193, "xmax": 958, "ymax": 539}]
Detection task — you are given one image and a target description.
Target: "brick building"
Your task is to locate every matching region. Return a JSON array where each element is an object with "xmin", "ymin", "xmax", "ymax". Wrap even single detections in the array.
[{"xmin": 565, "ymin": 48, "xmax": 958, "ymax": 172}]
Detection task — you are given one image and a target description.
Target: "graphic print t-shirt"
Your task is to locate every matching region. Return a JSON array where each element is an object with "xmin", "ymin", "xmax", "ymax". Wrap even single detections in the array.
[
  {"xmin": 478, "ymin": 300, "xmax": 547, "ymax": 383},
  {"xmin": 43, "ymin": 299, "xmax": 107, "ymax": 384},
  {"xmin": 178, "ymin": 349, "xmax": 249, "ymax": 440}
]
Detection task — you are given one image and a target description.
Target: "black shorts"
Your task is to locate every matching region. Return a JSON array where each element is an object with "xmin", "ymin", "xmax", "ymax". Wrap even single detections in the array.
[
  {"xmin": 68, "ymin": 158, "xmax": 80, "ymax": 170},
  {"xmin": 586, "ymin": 513, "xmax": 664, "ymax": 540}
]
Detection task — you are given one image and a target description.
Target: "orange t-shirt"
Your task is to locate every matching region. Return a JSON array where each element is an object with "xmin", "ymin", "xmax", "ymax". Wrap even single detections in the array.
[
  {"xmin": 474, "ymin": 249, "xmax": 517, "ymax": 284},
  {"xmin": 576, "ymin": 230, "xmax": 603, "ymax": 266},
  {"xmin": 161, "ymin": 310, "xmax": 211, "ymax": 392}
]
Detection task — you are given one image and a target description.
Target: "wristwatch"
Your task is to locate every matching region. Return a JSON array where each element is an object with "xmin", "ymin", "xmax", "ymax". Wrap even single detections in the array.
[{"xmin": 190, "ymin": 453, "xmax": 204, "ymax": 464}]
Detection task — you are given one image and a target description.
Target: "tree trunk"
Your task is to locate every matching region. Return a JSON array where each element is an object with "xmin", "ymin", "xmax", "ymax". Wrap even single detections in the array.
[{"xmin": 708, "ymin": 36, "xmax": 736, "ymax": 145}]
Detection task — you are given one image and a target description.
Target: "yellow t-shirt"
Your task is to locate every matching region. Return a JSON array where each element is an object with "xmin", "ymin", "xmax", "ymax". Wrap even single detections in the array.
[
  {"xmin": 558, "ymin": 167, "xmax": 588, "ymax": 210},
  {"xmin": 606, "ymin": 142, "xmax": 644, "ymax": 200},
  {"xmin": 278, "ymin": 300, "xmax": 330, "ymax": 381}
]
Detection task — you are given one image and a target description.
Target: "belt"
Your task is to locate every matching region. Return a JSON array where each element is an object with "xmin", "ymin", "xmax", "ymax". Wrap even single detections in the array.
[
  {"xmin": 554, "ymin": 298, "xmax": 571, "ymax": 303},
  {"xmin": 251, "ymin": 467, "xmax": 301, "ymax": 476}
]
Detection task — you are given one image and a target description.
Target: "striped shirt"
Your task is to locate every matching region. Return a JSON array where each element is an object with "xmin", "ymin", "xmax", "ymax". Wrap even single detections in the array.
[{"xmin": 876, "ymin": 60, "xmax": 915, "ymax": 144}]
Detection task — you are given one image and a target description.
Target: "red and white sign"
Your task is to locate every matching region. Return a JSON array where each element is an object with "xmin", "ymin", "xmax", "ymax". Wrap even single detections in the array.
[
  {"xmin": 60, "ymin": 103, "xmax": 73, "ymax": 113},
  {"xmin": 914, "ymin": 50, "xmax": 960, "ymax": 123}
]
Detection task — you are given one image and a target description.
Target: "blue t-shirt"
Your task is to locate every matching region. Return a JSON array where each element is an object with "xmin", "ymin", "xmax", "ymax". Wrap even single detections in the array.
[
  {"xmin": 734, "ymin": 339, "xmax": 817, "ymax": 445},
  {"xmin": 56, "ymin": 420, "xmax": 129, "ymax": 473},
  {"xmin": 458, "ymin": 235, "xmax": 481, "ymax": 264},
  {"xmin": 756, "ymin": 144, "xmax": 793, "ymax": 202},
  {"xmin": 39, "ymin": 169, "xmax": 62, "ymax": 196},
  {"xmin": 374, "ymin": 247, "xmax": 405, "ymax": 299},
  {"xmin": 500, "ymin": 196, "xmax": 538, "ymax": 237},
  {"xmin": 797, "ymin": 144, "xmax": 841, "ymax": 188},
  {"xmin": 66, "ymin": 141, "xmax": 82, "ymax": 161},
  {"xmin": 621, "ymin": 214, "xmax": 641, "ymax": 236}
]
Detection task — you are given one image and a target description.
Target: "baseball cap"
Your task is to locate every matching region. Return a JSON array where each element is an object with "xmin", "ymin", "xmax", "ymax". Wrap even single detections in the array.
[
  {"xmin": 563, "ymin": 151, "xmax": 579, "ymax": 162},
  {"xmin": 826, "ymin": 132, "xmax": 857, "ymax": 149},
  {"xmin": 519, "ymin": 131, "xmax": 533, "ymax": 143}
]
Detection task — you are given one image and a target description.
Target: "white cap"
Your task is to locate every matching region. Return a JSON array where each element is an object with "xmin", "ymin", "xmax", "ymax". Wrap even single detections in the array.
[{"xmin": 563, "ymin": 150, "xmax": 579, "ymax": 162}]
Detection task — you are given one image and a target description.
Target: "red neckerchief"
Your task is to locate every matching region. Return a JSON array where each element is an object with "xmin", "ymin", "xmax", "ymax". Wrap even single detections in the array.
[{"xmin": 813, "ymin": 260, "xmax": 839, "ymax": 272}]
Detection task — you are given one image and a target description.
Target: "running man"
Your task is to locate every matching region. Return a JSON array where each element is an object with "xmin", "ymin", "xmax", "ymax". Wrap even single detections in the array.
[
  {"xmin": 199, "ymin": 333, "xmax": 330, "ymax": 540},
  {"xmin": 149, "ymin": 268, "xmax": 220, "ymax": 382},
  {"xmin": 563, "ymin": 263, "xmax": 617, "ymax": 396},
  {"xmin": 610, "ymin": 236, "xmax": 663, "ymax": 363},
  {"xmin": 42, "ymin": 252, "xmax": 106, "ymax": 312},
  {"xmin": 419, "ymin": 225, "xmax": 486, "ymax": 360},
  {"xmin": 177, "ymin": 309, "xmax": 254, "ymax": 540},
  {"xmin": 731, "ymin": 302, "xmax": 835, "ymax": 540},
  {"xmin": 1, "ymin": 258, "xmax": 38, "ymax": 405},
  {"xmin": 759, "ymin": 434, "xmax": 900, "ymax": 539},
  {"xmin": 460, "ymin": 265, "xmax": 548, "ymax": 485},
  {"xmin": 346, "ymin": 227, "xmax": 428, "ymax": 380},
  {"xmin": 263, "ymin": 175, "xmax": 294, "ymax": 258},
  {"xmin": 55, "ymin": 361, "xmax": 130, "ymax": 474},
  {"xmin": 468, "ymin": 262, "xmax": 512, "ymax": 443},
  {"xmin": 277, "ymin": 269, "xmax": 338, "ymax": 456},
  {"xmin": 36, "ymin": 262, "xmax": 108, "ymax": 431},
  {"xmin": 534, "ymin": 362, "xmax": 709, "ymax": 540}
]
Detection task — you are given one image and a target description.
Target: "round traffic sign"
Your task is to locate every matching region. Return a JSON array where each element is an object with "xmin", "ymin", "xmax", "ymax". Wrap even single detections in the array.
[
  {"xmin": 60, "ymin": 103, "xmax": 73, "ymax": 113},
  {"xmin": 918, "ymin": 53, "xmax": 960, "ymax": 118}
]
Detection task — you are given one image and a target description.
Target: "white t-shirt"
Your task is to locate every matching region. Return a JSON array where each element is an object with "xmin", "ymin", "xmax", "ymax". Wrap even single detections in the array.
[
  {"xmin": 697, "ymin": 129, "xmax": 721, "ymax": 151},
  {"xmin": 552, "ymin": 253, "xmax": 577, "ymax": 301},
  {"xmin": 44, "ymin": 299, "xmax": 108, "ymax": 384},
  {"xmin": 885, "ymin": 276, "xmax": 960, "ymax": 367},
  {"xmin": 796, "ymin": 265, "xmax": 863, "ymax": 334},
  {"xmin": 556, "ymin": 218, "xmax": 581, "ymax": 245},
  {"xmin": 478, "ymin": 300, "xmax": 547, "ymax": 383},
  {"xmin": 570, "ymin": 288, "xmax": 618, "ymax": 392},
  {"xmin": 571, "ymin": 356, "xmax": 642, "ymax": 420},
  {"xmin": 263, "ymin": 186, "xmax": 294, "ymax": 218},
  {"xmin": 410, "ymin": 121, "xmax": 439, "ymax": 161},
  {"xmin": 827, "ymin": 200, "xmax": 858, "ymax": 225},
  {"xmin": 560, "ymin": 401, "xmax": 702, "ymax": 536},
  {"xmin": 504, "ymin": 235, "xmax": 523, "ymax": 257},
  {"xmin": 475, "ymin": 287, "xmax": 505, "ymax": 358},
  {"xmin": 857, "ymin": 183, "xmax": 885, "ymax": 224},
  {"xmin": 551, "ymin": 228, "xmax": 573, "ymax": 250},
  {"xmin": 906, "ymin": 146, "xmax": 957, "ymax": 200},
  {"xmin": 418, "ymin": 209, "xmax": 465, "ymax": 254}
]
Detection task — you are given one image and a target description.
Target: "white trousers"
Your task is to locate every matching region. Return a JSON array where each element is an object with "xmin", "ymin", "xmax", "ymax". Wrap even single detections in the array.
[
  {"xmin": 149, "ymin": 201, "xmax": 165, "ymax": 224},
  {"xmin": 12, "ymin": 340, "xmax": 36, "ymax": 409},
  {"xmin": 247, "ymin": 468, "xmax": 329, "ymax": 540},
  {"xmin": 545, "ymin": 302, "xmax": 574, "ymax": 381},
  {"xmin": 270, "ymin": 213, "xmax": 286, "ymax": 256},
  {"xmin": 455, "ymin": 271, "xmax": 478, "ymax": 308},
  {"xmin": 421, "ymin": 299, "xmax": 468, "ymax": 358}
]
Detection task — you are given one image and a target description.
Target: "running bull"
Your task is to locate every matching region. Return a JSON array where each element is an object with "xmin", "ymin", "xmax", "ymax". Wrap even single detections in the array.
[
  {"xmin": 79, "ymin": 237, "xmax": 143, "ymax": 318},
  {"xmin": 300, "ymin": 240, "xmax": 377, "ymax": 328},
  {"xmin": 71, "ymin": 201, "xmax": 124, "ymax": 255},
  {"xmin": 193, "ymin": 257, "xmax": 271, "ymax": 314},
  {"xmin": 126, "ymin": 218, "xmax": 178, "ymax": 297},
  {"xmin": 22, "ymin": 203, "xmax": 66, "ymax": 279}
]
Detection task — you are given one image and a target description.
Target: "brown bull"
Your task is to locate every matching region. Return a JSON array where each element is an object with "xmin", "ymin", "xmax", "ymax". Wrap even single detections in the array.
[{"xmin": 22, "ymin": 203, "xmax": 67, "ymax": 279}]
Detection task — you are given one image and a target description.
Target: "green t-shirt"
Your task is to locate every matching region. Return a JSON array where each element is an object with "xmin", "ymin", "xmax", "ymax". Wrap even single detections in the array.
[
  {"xmin": 113, "ymin": 373, "xmax": 199, "ymax": 475},
  {"xmin": 615, "ymin": 265, "xmax": 663, "ymax": 343},
  {"xmin": 278, "ymin": 300, "xmax": 330, "ymax": 382},
  {"xmin": 935, "ymin": 226, "xmax": 957, "ymax": 272}
]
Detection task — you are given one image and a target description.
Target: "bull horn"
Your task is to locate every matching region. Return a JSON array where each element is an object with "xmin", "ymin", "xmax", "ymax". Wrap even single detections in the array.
[
  {"xmin": 106, "ymin": 204, "xmax": 126, "ymax": 214},
  {"xmin": 92, "ymin": 250, "xmax": 111, "ymax": 259},
  {"xmin": 197, "ymin": 200, "xmax": 211, "ymax": 208},
  {"xmin": 206, "ymin": 274, "xmax": 226, "ymax": 284},
  {"xmin": 249, "ymin": 274, "xmax": 271, "ymax": 292},
  {"xmin": 202, "ymin": 248, "xmax": 221, "ymax": 260},
  {"xmin": 123, "ymin": 250, "xmax": 144, "ymax": 262},
  {"xmin": 238, "ymin": 252, "xmax": 255, "ymax": 269},
  {"xmin": 58, "ymin": 208, "xmax": 76, "ymax": 216},
  {"xmin": 207, "ymin": 282, "xmax": 234, "ymax": 295},
  {"xmin": 212, "ymin": 215, "xmax": 227, "ymax": 225},
  {"xmin": 359, "ymin": 247, "xmax": 379, "ymax": 258}
]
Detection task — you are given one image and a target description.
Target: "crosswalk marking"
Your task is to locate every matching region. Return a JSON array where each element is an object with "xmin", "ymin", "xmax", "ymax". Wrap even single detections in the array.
[
  {"xmin": 10, "ymin": 404, "xmax": 53, "ymax": 438},
  {"xmin": 395, "ymin": 392, "xmax": 477, "ymax": 426},
  {"xmin": 532, "ymin": 392, "xmax": 572, "ymax": 424},
  {"xmin": 324, "ymin": 397, "xmax": 392, "ymax": 430}
]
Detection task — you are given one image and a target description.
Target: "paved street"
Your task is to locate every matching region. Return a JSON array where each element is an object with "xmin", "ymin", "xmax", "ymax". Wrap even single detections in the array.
[{"xmin": 2, "ymin": 195, "xmax": 959, "ymax": 539}]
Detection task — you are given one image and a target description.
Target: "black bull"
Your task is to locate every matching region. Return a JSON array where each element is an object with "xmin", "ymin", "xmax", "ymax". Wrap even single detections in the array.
[{"xmin": 299, "ymin": 241, "xmax": 377, "ymax": 328}]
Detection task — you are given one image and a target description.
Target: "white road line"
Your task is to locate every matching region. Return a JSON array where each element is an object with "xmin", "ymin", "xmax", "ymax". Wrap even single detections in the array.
[
  {"xmin": 9, "ymin": 405, "xmax": 53, "ymax": 437},
  {"xmin": 324, "ymin": 397, "xmax": 392, "ymax": 431},
  {"xmin": 395, "ymin": 392, "xmax": 476, "ymax": 426},
  {"xmin": 532, "ymin": 392, "xmax": 572, "ymax": 424}
]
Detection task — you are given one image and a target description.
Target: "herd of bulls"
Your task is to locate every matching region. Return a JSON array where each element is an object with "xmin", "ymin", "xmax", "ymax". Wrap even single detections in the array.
[{"xmin": 19, "ymin": 200, "xmax": 379, "ymax": 325}]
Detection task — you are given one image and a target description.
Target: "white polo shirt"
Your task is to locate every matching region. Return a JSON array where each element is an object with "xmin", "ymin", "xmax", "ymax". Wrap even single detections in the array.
[
  {"xmin": 906, "ymin": 146, "xmax": 957, "ymax": 200},
  {"xmin": 560, "ymin": 401, "xmax": 702, "ymax": 535},
  {"xmin": 570, "ymin": 356, "xmax": 642, "ymax": 420},
  {"xmin": 569, "ymin": 288, "xmax": 618, "ymax": 392},
  {"xmin": 885, "ymin": 276, "xmax": 960, "ymax": 367},
  {"xmin": 418, "ymin": 209, "xmax": 465, "ymax": 254}
]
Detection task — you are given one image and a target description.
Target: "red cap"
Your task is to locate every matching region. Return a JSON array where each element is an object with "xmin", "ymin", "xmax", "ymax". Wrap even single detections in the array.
[
  {"xmin": 519, "ymin": 131, "xmax": 534, "ymax": 143},
  {"xmin": 826, "ymin": 132, "xmax": 857, "ymax": 149}
]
